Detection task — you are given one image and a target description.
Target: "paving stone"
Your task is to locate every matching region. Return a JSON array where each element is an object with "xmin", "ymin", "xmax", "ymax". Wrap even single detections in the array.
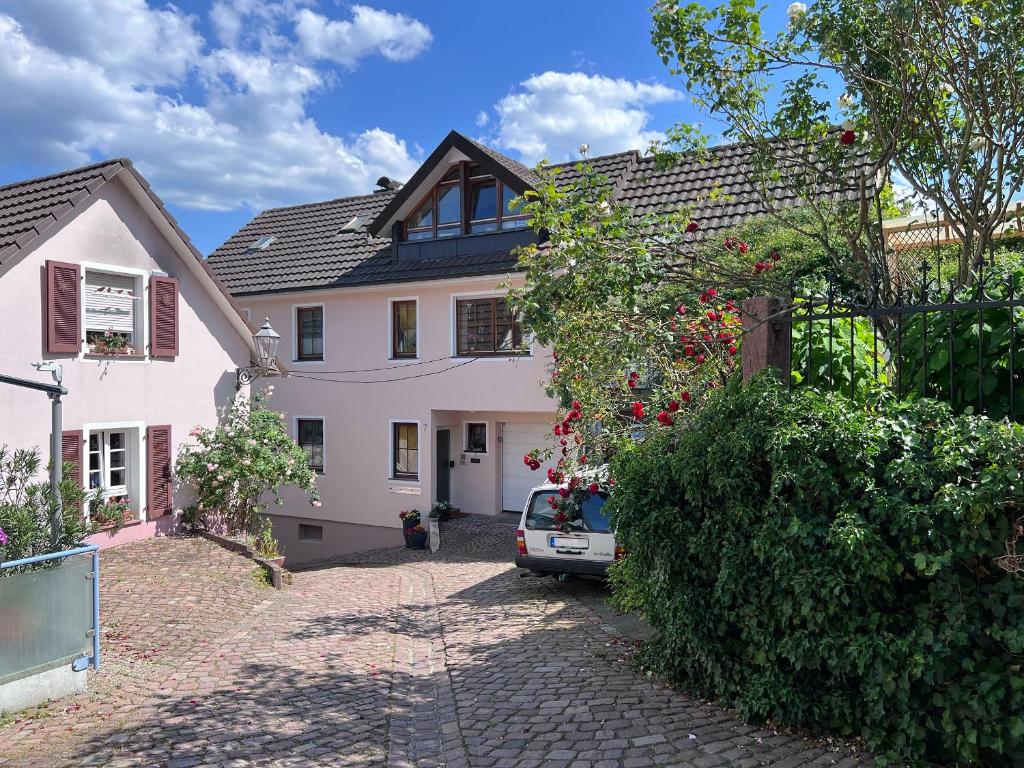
[{"xmin": 0, "ymin": 517, "xmax": 871, "ymax": 768}]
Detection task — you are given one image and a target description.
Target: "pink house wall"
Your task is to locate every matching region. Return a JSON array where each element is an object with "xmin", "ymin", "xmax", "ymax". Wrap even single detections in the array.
[
  {"xmin": 0, "ymin": 179, "xmax": 252, "ymax": 543},
  {"xmin": 239, "ymin": 276, "xmax": 557, "ymax": 548}
]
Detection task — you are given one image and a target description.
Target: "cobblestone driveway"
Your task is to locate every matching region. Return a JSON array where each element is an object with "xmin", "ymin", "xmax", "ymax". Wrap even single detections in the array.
[{"xmin": 0, "ymin": 517, "xmax": 869, "ymax": 768}]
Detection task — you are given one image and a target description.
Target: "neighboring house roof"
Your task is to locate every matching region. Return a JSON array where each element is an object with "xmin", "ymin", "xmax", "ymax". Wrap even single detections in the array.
[
  {"xmin": 0, "ymin": 158, "xmax": 272, "ymax": 368},
  {"xmin": 207, "ymin": 132, "xmax": 877, "ymax": 297}
]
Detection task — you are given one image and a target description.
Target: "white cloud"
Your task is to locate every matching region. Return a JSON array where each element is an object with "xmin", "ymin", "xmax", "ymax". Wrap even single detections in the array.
[
  {"xmin": 294, "ymin": 5, "xmax": 433, "ymax": 67},
  {"xmin": 0, "ymin": 0, "xmax": 429, "ymax": 212},
  {"xmin": 491, "ymin": 71, "xmax": 682, "ymax": 164},
  {"xmin": 475, "ymin": 110, "xmax": 490, "ymax": 128}
]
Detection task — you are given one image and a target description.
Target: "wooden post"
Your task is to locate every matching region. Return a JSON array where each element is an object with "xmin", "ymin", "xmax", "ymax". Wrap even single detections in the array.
[{"xmin": 742, "ymin": 297, "xmax": 792, "ymax": 384}]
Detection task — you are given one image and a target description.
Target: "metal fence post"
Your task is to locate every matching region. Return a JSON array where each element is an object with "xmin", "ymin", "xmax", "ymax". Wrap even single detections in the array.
[{"xmin": 742, "ymin": 297, "xmax": 792, "ymax": 385}]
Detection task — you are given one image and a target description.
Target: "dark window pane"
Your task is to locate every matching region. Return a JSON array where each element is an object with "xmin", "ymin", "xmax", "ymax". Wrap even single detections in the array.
[
  {"xmin": 471, "ymin": 182, "xmax": 497, "ymax": 222},
  {"xmin": 298, "ymin": 419, "xmax": 324, "ymax": 471},
  {"xmin": 393, "ymin": 422, "xmax": 418, "ymax": 479},
  {"xmin": 457, "ymin": 299, "xmax": 494, "ymax": 355},
  {"xmin": 503, "ymin": 185, "xmax": 522, "ymax": 217},
  {"xmin": 437, "ymin": 184, "xmax": 461, "ymax": 224},
  {"xmin": 393, "ymin": 301, "xmax": 417, "ymax": 357},
  {"xmin": 466, "ymin": 423, "xmax": 487, "ymax": 453},
  {"xmin": 297, "ymin": 307, "xmax": 323, "ymax": 360},
  {"xmin": 495, "ymin": 297, "xmax": 523, "ymax": 351},
  {"xmin": 408, "ymin": 198, "xmax": 433, "ymax": 230}
]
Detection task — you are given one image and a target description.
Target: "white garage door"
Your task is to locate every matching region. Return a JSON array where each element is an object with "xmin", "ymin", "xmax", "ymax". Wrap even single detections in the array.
[{"xmin": 501, "ymin": 422, "xmax": 558, "ymax": 513}]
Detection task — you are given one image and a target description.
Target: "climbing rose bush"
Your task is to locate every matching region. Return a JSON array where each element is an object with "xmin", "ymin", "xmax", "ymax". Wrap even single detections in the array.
[{"xmin": 176, "ymin": 390, "xmax": 319, "ymax": 539}]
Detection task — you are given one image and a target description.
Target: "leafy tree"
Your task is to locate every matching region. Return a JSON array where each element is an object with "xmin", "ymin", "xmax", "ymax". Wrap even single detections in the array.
[
  {"xmin": 176, "ymin": 390, "xmax": 319, "ymax": 545},
  {"xmin": 651, "ymin": 0, "xmax": 1024, "ymax": 288}
]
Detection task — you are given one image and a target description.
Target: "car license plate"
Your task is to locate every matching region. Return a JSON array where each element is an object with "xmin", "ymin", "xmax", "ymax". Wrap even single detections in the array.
[{"xmin": 550, "ymin": 536, "xmax": 589, "ymax": 549}]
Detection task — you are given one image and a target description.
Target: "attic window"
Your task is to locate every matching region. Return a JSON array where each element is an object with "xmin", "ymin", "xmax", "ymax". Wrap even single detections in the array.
[
  {"xmin": 340, "ymin": 216, "xmax": 365, "ymax": 233},
  {"xmin": 249, "ymin": 235, "xmax": 276, "ymax": 251},
  {"xmin": 403, "ymin": 162, "xmax": 527, "ymax": 242}
]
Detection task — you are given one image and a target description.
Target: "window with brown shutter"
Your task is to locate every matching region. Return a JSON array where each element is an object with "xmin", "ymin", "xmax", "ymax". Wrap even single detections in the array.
[
  {"xmin": 46, "ymin": 261, "xmax": 82, "ymax": 354},
  {"xmin": 61, "ymin": 430, "xmax": 83, "ymax": 511},
  {"xmin": 149, "ymin": 276, "xmax": 179, "ymax": 358},
  {"xmin": 146, "ymin": 425, "xmax": 172, "ymax": 519}
]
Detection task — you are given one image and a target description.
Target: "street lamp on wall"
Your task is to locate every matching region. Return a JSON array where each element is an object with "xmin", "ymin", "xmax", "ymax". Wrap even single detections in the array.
[{"xmin": 236, "ymin": 318, "xmax": 281, "ymax": 389}]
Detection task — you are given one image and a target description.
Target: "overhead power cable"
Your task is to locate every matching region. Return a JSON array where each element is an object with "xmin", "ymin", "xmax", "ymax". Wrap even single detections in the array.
[
  {"xmin": 302, "ymin": 355, "xmax": 457, "ymax": 374},
  {"xmin": 285, "ymin": 358, "xmax": 478, "ymax": 384}
]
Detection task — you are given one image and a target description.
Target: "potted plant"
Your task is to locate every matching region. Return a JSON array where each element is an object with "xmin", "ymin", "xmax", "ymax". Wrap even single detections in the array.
[
  {"xmin": 254, "ymin": 518, "xmax": 285, "ymax": 567},
  {"xmin": 403, "ymin": 524, "xmax": 428, "ymax": 549},
  {"xmin": 429, "ymin": 500, "xmax": 454, "ymax": 521},
  {"xmin": 399, "ymin": 509, "xmax": 421, "ymax": 531},
  {"xmin": 89, "ymin": 329, "xmax": 135, "ymax": 356},
  {"xmin": 89, "ymin": 493, "xmax": 131, "ymax": 530}
]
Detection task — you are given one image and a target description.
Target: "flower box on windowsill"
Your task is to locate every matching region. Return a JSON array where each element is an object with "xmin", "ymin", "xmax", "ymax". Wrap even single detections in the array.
[
  {"xmin": 92, "ymin": 517, "xmax": 142, "ymax": 533},
  {"xmin": 85, "ymin": 351, "xmax": 145, "ymax": 361},
  {"xmin": 87, "ymin": 343, "xmax": 138, "ymax": 357}
]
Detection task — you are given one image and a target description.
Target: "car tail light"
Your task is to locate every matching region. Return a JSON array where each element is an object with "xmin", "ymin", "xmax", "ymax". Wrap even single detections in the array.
[
  {"xmin": 516, "ymin": 529, "xmax": 528, "ymax": 556},
  {"xmin": 614, "ymin": 545, "xmax": 626, "ymax": 561}
]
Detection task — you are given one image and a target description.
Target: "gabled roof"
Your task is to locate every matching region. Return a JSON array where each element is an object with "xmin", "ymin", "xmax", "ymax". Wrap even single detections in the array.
[
  {"xmin": 0, "ymin": 158, "xmax": 272, "ymax": 367},
  {"xmin": 207, "ymin": 131, "xmax": 877, "ymax": 297},
  {"xmin": 367, "ymin": 130, "xmax": 545, "ymax": 238}
]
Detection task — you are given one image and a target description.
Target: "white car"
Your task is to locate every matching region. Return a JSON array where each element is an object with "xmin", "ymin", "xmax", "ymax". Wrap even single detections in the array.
[{"xmin": 514, "ymin": 482, "xmax": 622, "ymax": 577}]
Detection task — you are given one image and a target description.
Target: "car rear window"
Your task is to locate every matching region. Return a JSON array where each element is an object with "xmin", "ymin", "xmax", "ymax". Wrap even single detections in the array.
[{"xmin": 525, "ymin": 490, "xmax": 611, "ymax": 533}]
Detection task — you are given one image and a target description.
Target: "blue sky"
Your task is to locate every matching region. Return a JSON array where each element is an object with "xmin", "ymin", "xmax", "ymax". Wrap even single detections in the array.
[{"xmin": 0, "ymin": 1, "xmax": 768, "ymax": 254}]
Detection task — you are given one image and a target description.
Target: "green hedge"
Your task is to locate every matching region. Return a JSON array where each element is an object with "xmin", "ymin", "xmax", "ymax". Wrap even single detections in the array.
[{"xmin": 608, "ymin": 377, "xmax": 1024, "ymax": 766}]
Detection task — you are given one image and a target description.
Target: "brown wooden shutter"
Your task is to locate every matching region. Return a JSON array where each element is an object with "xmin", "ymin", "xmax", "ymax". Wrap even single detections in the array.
[
  {"xmin": 149, "ymin": 276, "xmax": 179, "ymax": 358},
  {"xmin": 146, "ymin": 425, "xmax": 172, "ymax": 519},
  {"xmin": 61, "ymin": 430, "xmax": 84, "ymax": 512},
  {"xmin": 46, "ymin": 261, "xmax": 81, "ymax": 354}
]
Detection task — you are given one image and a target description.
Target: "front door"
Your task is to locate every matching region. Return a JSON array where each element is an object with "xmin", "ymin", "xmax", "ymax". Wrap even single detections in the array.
[{"xmin": 436, "ymin": 428, "xmax": 451, "ymax": 504}]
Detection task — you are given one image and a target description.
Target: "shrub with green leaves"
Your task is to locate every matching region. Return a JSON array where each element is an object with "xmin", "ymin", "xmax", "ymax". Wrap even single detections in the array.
[
  {"xmin": 0, "ymin": 446, "xmax": 92, "ymax": 571},
  {"xmin": 608, "ymin": 376, "xmax": 1024, "ymax": 766},
  {"xmin": 176, "ymin": 391, "xmax": 319, "ymax": 540}
]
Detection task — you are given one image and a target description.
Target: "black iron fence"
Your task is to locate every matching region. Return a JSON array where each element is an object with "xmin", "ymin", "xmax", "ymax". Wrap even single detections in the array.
[{"xmin": 786, "ymin": 261, "xmax": 1024, "ymax": 421}]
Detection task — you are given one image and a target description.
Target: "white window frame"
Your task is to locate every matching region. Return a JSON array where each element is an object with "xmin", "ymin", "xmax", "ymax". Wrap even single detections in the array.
[
  {"xmin": 81, "ymin": 421, "xmax": 145, "ymax": 523},
  {"xmin": 463, "ymin": 421, "xmax": 489, "ymax": 455},
  {"xmin": 450, "ymin": 290, "xmax": 532, "ymax": 360},
  {"xmin": 79, "ymin": 262, "xmax": 150, "ymax": 363},
  {"xmin": 292, "ymin": 302, "xmax": 326, "ymax": 365},
  {"xmin": 387, "ymin": 296, "xmax": 420, "ymax": 361},
  {"xmin": 388, "ymin": 418, "xmax": 422, "ymax": 483},
  {"xmin": 294, "ymin": 415, "xmax": 326, "ymax": 474}
]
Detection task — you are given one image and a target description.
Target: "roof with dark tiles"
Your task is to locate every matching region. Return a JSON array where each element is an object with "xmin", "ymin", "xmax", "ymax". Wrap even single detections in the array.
[{"xmin": 207, "ymin": 132, "xmax": 876, "ymax": 297}]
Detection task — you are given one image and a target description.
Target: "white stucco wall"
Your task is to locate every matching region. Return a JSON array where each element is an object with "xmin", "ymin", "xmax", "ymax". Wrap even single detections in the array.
[
  {"xmin": 0, "ymin": 179, "xmax": 251, "ymax": 545},
  {"xmin": 239, "ymin": 275, "xmax": 557, "ymax": 542}
]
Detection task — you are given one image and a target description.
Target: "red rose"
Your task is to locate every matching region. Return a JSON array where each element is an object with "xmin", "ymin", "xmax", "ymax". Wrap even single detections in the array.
[
  {"xmin": 684, "ymin": 344, "xmax": 695, "ymax": 357},
  {"xmin": 553, "ymin": 511, "xmax": 567, "ymax": 523},
  {"xmin": 738, "ymin": 242, "xmax": 749, "ymax": 254},
  {"xmin": 696, "ymin": 354, "xmax": 706, "ymax": 364},
  {"xmin": 840, "ymin": 130, "xmax": 856, "ymax": 145},
  {"xmin": 571, "ymin": 400, "xmax": 582, "ymax": 410},
  {"xmin": 529, "ymin": 459, "xmax": 541, "ymax": 471},
  {"xmin": 667, "ymin": 400, "xmax": 680, "ymax": 412},
  {"xmin": 523, "ymin": 455, "xmax": 531, "ymax": 466},
  {"xmin": 686, "ymin": 221, "xmax": 699, "ymax": 233},
  {"xmin": 681, "ymin": 391, "xmax": 691, "ymax": 403},
  {"xmin": 631, "ymin": 401, "xmax": 646, "ymax": 419},
  {"xmin": 706, "ymin": 310, "xmax": 716, "ymax": 321},
  {"xmin": 588, "ymin": 482, "xmax": 599, "ymax": 493},
  {"xmin": 548, "ymin": 496, "xmax": 559, "ymax": 509},
  {"xmin": 656, "ymin": 410, "xmax": 674, "ymax": 426},
  {"xmin": 579, "ymin": 455, "xmax": 587, "ymax": 464},
  {"xmin": 729, "ymin": 345, "xmax": 738, "ymax": 356},
  {"xmin": 559, "ymin": 487, "xmax": 570, "ymax": 498},
  {"xmin": 676, "ymin": 303, "xmax": 687, "ymax": 315},
  {"xmin": 560, "ymin": 438, "xmax": 567, "ymax": 446},
  {"xmin": 547, "ymin": 468, "xmax": 557, "ymax": 483},
  {"xmin": 770, "ymin": 250, "xmax": 781, "ymax": 262},
  {"xmin": 554, "ymin": 424, "xmax": 562, "ymax": 436}
]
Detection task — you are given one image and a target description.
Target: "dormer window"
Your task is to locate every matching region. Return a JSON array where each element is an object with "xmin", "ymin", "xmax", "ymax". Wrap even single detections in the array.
[
  {"xmin": 407, "ymin": 168, "xmax": 461, "ymax": 240},
  {"xmin": 403, "ymin": 163, "xmax": 527, "ymax": 241}
]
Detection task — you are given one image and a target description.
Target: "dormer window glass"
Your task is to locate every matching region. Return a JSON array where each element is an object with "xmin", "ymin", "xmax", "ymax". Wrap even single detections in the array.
[
  {"xmin": 406, "ymin": 173, "xmax": 461, "ymax": 241},
  {"xmin": 403, "ymin": 162, "xmax": 528, "ymax": 241}
]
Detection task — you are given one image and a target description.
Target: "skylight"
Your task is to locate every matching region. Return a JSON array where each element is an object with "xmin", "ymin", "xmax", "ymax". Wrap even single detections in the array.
[
  {"xmin": 249, "ymin": 235, "xmax": 276, "ymax": 251},
  {"xmin": 340, "ymin": 216, "xmax": 365, "ymax": 232}
]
